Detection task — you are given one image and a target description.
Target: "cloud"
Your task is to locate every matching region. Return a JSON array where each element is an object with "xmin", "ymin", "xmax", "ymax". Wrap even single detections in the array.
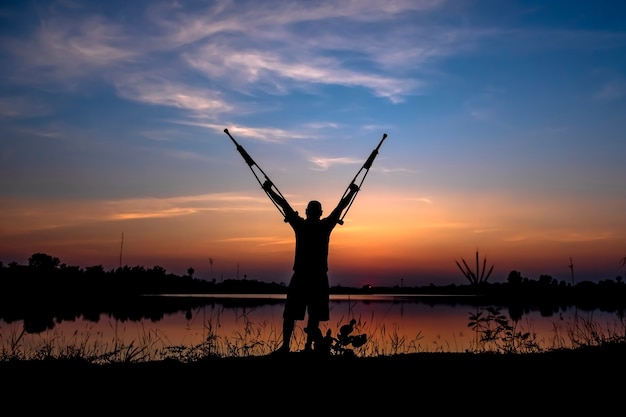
[
  {"xmin": 2, "ymin": 0, "xmax": 449, "ymax": 104},
  {"xmin": 105, "ymin": 192, "xmax": 273, "ymax": 221},
  {"xmin": 467, "ymin": 107, "xmax": 493, "ymax": 120},
  {"xmin": 309, "ymin": 156, "xmax": 361, "ymax": 170},
  {"xmin": 4, "ymin": 12, "xmax": 139, "ymax": 84},
  {"xmin": 544, "ymin": 231, "xmax": 615, "ymax": 243},
  {"xmin": 595, "ymin": 78, "xmax": 626, "ymax": 101},
  {"xmin": 113, "ymin": 73, "xmax": 233, "ymax": 115},
  {"xmin": 0, "ymin": 96, "xmax": 51, "ymax": 119},
  {"xmin": 185, "ymin": 45, "xmax": 419, "ymax": 103},
  {"xmin": 411, "ymin": 197, "xmax": 433, "ymax": 204},
  {"xmin": 381, "ymin": 167, "xmax": 421, "ymax": 175},
  {"xmin": 178, "ymin": 121, "xmax": 315, "ymax": 144},
  {"xmin": 0, "ymin": 192, "xmax": 273, "ymax": 235}
]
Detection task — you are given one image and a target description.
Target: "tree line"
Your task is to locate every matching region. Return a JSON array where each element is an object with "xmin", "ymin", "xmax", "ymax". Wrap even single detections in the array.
[{"xmin": 1, "ymin": 252, "xmax": 625, "ymax": 305}]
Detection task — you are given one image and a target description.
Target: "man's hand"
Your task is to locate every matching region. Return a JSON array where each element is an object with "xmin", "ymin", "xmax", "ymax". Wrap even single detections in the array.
[
  {"xmin": 262, "ymin": 180, "xmax": 273, "ymax": 191},
  {"xmin": 349, "ymin": 183, "xmax": 360, "ymax": 193}
]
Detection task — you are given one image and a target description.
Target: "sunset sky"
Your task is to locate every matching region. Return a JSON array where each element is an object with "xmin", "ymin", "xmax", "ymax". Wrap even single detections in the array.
[{"xmin": 1, "ymin": 0, "xmax": 625, "ymax": 288}]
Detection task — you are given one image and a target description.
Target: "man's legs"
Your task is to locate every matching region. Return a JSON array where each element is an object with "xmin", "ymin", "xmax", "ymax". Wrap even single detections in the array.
[
  {"xmin": 305, "ymin": 318, "xmax": 320, "ymax": 351},
  {"xmin": 280, "ymin": 319, "xmax": 295, "ymax": 352},
  {"xmin": 277, "ymin": 273, "xmax": 299, "ymax": 353}
]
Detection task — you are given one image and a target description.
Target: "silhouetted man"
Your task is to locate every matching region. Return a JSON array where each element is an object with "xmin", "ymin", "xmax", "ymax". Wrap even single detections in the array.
[{"xmin": 262, "ymin": 179, "xmax": 359, "ymax": 354}]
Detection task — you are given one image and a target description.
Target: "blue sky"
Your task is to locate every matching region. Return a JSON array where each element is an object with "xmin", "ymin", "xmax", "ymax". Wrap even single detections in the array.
[{"xmin": 1, "ymin": 0, "xmax": 625, "ymax": 287}]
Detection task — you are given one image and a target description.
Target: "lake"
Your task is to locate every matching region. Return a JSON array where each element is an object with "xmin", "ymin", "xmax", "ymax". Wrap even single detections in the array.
[{"xmin": 1, "ymin": 294, "xmax": 623, "ymax": 361}]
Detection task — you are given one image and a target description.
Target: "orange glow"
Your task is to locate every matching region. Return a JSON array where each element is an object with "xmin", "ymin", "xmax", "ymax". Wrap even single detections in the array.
[{"xmin": 2, "ymin": 187, "xmax": 625, "ymax": 287}]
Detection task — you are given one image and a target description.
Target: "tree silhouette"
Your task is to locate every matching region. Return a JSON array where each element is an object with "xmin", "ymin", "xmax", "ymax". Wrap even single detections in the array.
[
  {"xmin": 507, "ymin": 270, "xmax": 522, "ymax": 286},
  {"xmin": 28, "ymin": 253, "xmax": 60, "ymax": 270}
]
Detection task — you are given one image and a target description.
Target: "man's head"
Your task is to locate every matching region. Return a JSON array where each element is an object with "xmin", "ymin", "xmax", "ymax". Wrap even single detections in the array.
[{"xmin": 306, "ymin": 200, "xmax": 322, "ymax": 219}]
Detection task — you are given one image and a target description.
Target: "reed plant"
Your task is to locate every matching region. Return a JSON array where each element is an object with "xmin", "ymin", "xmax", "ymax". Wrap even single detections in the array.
[{"xmin": 455, "ymin": 250, "xmax": 494, "ymax": 286}]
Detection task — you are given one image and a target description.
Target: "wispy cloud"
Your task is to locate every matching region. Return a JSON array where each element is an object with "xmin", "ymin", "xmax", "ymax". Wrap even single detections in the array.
[
  {"xmin": 409, "ymin": 197, "xmax": 433, "ymax": 204},
  {"xmin": 185, "ymin": 46, "xmax": 418, "ymax": 103},
  {"xmin": 1, "ymin": 0, "xmax": 454, "ymax": 107},
  {"xmin": 218, "ymin": 236, "xmax": 288, "ymax": 244},
  {"xmin": 5, "ymin": 13, "xmax": 138, "ymax": 84},
  {"xmin": 0, "ymin": 96, "xmax": 52, "ymax": 119},
  {"xmin": 113, "ymin": 73, "xmax": 233, "ymax": 115},
  {"xmin": 105, "ymin": 193, "xmax": 274, "ymax": 221},
  {"xmin": 595, "ymin": 78, "xmax": 626, "ymax": 101},
  {"xmin": 309, "ymin": 156, "xmax": 362, "ymax": 170},
  {"xmin": 544, "ymin": 231, "xmax": 615, "ymax": 243},
  {"xmin": 381, "ymin": 167, "xmax": 421, "ymax": 175},
  {"xmin": 179, "ymin": 121, "xmax": 315, "ymax": 143},
  {"xmin": 0, "ymin": 192, "xmax": 273, "ymax": 234}
]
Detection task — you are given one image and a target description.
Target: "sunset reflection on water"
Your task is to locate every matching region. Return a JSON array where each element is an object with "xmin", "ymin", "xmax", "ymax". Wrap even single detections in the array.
[{"xmin": 1, "ymin": 295, "xmax": 621, "ymax": 360}]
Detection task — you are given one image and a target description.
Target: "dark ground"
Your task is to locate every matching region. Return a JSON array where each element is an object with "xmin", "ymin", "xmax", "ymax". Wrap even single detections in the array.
[{"xmin": 2, "ymin": 343, "xmax": 624, "ymax": 412}]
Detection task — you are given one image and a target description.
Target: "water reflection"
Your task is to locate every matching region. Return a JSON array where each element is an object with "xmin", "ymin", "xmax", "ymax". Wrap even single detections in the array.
[{"xmin": 0, "ymin": 294, "xmax": 622, "ymax": 360}]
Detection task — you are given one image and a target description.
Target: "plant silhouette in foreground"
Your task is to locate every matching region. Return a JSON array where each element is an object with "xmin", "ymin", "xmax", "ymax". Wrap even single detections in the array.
[
  {"xmin": 304, "ymin": 318, "xmax": 368, "ymax": 356},
  {"xmin": 455, "ymin": 250, "xmax": 494, "ymax": 286},
  {"xmin": 467, "ymin": 306, "xmax": 541, "ymax": 353}
]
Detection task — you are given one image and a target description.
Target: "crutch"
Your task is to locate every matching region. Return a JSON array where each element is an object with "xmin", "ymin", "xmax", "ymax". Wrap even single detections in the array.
[
  {"xmin": 224, "ymin": 128, "xmax": 290, "ymax": 219},
  {"xmin": 337, "ymin": 133, "xmax": 388, "ymax": 225}
]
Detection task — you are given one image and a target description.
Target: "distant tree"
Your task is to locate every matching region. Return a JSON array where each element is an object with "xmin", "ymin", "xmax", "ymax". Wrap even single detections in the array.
[
  {"xmin": 151, "ymin": 265, "xmax": 167, "ymax": 276},
  {"xmin": 187, "ymin": 267, "xmax": 195, "ymax": 278},
  {"xmin": 85, "ymin": 265, "xmax": 105, "ymax": 275},
  {"xmin": 538, "ymin": 274, "xmax": 554, "ymax": 286},
  {"xmin": 507, "ymin": 270, "xmax": 522, "ymax": 286},
  {"xmin": 28, "ymin": 253, "xmax": 60, "ymax": 270}
]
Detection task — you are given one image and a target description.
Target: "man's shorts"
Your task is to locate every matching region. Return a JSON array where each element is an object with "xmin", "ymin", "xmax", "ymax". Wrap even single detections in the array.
[{"xmin": 283, "ymin": 271, "xmax": 330, "ymax": 321}]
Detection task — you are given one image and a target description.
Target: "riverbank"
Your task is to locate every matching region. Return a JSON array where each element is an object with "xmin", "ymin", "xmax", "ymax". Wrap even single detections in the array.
[{"xmin": 3, "ymin": 342, "xmax": 623, "ymax": 411}]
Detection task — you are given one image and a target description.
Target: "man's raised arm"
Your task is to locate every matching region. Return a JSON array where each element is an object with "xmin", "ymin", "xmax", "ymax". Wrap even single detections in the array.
[
  {"xmin": 329, "ymin": 183, "xmax": 359, "ymax": 223},
  {"xmin": 262, "ymin": 180, "xmax": 297, "ymax": 220}
]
